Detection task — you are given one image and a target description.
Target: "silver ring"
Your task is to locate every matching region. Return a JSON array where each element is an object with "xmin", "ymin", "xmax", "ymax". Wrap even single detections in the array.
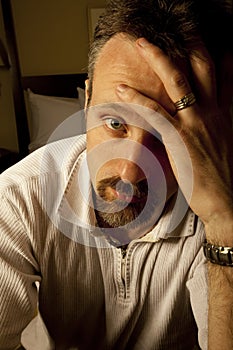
[{"xmin": 174, "ymin": 92, "xmax": 196, "ymax": 111}]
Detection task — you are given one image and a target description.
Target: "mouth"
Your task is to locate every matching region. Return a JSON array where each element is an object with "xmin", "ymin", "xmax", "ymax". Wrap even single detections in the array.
[
  {"xmin": 94, "ymin": 177, "xmax": 159, "ymax": 233},
  {"xmin": 111, "ymin": 188, "xmax": 147, "ymax": 204},
  {"xmin": 96, "ymin": 176, "xmax": 148, "ymax": 205}
]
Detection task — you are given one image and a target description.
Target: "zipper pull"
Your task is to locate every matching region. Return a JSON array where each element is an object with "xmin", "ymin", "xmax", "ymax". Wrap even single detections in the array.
[{"xmin": 120, "ymin": 246, "xmax": 128, "ymax": 285}]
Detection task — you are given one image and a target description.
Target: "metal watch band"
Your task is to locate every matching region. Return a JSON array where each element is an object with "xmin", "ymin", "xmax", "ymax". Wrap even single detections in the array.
[{"xmin": 203, "ymin": 241, "xmax": 233, "ymax": 266}]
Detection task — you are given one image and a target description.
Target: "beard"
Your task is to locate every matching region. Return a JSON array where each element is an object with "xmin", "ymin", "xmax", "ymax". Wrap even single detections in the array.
[{"xmin": 93, "ymin": 176, "xmax": 163, "ymax": 244}]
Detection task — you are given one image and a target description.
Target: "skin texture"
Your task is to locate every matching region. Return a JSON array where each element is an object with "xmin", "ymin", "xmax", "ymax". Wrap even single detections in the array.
[
  {"xmin": 86, "ymin": 32, "xmax": 233, "ymax": 348},
  {"xmin": 86, "ymin": 34, "xmax": 178, "ymax": 237}
]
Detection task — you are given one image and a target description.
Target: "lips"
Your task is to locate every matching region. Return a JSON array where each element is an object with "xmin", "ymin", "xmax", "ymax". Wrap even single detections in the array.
[
  {"xmin": 97, "ymin": 177, "xmax": 148, "ymax": 205},
  {"xmin": 115, "ymin": 189, "xmax": 146, "ymax": 203}
]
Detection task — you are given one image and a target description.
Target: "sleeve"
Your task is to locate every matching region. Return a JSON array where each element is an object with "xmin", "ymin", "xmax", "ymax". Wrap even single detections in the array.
[
  {"xmin": 186, "ymin": 247, "xmax": 208, "ymax": 350},
  {"xmin": 0, "ymin": 190, "xmax": 41, "ymax": 350}
]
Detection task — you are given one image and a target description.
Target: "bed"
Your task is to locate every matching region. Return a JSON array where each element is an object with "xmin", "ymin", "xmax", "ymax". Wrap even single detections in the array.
[
  {"xmin": 22, "ymin": 74, "xmax": 87, "ymax": 153},
  {"xmin": 0, "ymin": 0, "xmax": 88, "ymax": 171}
]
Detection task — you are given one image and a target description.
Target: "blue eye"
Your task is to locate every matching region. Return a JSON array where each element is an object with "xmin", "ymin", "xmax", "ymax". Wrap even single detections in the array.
[{"xmin": 105, "ymin": 118, "xmax": 124, "ymax": 130}]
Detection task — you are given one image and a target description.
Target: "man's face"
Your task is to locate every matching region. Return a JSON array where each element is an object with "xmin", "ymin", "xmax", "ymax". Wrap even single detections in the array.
[{"xmin": 86, "ymin": 34, "xmax": 177, "ymax": 236}]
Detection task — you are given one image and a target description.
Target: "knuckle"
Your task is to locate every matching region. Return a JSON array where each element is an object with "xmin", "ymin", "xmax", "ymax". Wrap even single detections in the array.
[
  {"xmin": 170, "ymin": 71, "xmax": 187, "ymax": 89},
  {"xmin": 128, "ymin": 89, "xmax": 139, "ymax": 100},
  {"xmin": 145, "ymin": 100, "xmax": 160, "ymax": 112}
]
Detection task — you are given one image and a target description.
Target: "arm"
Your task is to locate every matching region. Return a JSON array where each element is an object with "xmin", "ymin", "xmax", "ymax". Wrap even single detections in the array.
[
  {"xmin": 0, "ymin": 189, "xmax": 40, "ymax": 349},
  {"xmin": 115, "ymin": 38, "xmax": 233, "ymax": 349},
  {"xmin": 208, "ymin": 264, "xmax": 233, "ymax": 348},
  {"xmin": 205, "ymin": 217, "xmax": 233, "ymax": 349}
]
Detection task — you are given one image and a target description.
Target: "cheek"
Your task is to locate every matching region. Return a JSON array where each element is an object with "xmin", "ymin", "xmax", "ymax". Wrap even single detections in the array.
[
  {"xmin": 154, "ymin": 149, "xmax": 172, "ymax": 175},
  {"xmin": 86, "ymin": 129, "xmax": 119, "ymax": 189},
  {"xmin": 86, "ymin": 127, "xmax": 104, "ymax": 152},
  {"xmin": 150, "ymin": 144, "xmax": 176, "ymax": 181}
]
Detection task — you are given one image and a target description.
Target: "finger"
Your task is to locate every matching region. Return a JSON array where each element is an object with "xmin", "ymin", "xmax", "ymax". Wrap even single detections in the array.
[
  {"xmin": 136, "ymin": 38, "xmax": 200, "ymax": 123},
  {"xmin": 116, "ymin": 83, "xmax": 175, "ymax": 124},
  {"xmin": 189, "ymin": 45, "xmax": 217, "ymax": 106},
  {"xmin": 115, "ymin": 84, "xmax": 193, "ymax": 187},
  {"xmin": 136, "ymin": 38, "xmax": 193, "ymax": 103},
  {"xmin": 115, "ymin": 84, "xmax": 181, "ymax": 145}
]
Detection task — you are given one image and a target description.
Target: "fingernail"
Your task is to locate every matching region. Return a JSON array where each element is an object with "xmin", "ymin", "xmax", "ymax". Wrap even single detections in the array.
[
  {"xmin": 137, "ymin": 38, "xmax": 149, "ymax": 48},
  {"xmin": 116, "ymin": 84, "xmax": 128, "ymax": 93}
]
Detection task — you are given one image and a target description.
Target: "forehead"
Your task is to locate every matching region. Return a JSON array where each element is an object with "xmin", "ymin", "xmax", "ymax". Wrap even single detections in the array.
[
  {"xmin": 90, "ymin": 33, "xmax": 173, "ymax": 111},
  {"xmin": 94, "ymin": 34, "xmax": 153, "ymax": 80}
]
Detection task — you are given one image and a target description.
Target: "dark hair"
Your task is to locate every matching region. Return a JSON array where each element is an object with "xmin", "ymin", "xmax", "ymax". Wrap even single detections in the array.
[{"xmin": 88, "ymin": 0, "xmax": 232, "ymax": 96}]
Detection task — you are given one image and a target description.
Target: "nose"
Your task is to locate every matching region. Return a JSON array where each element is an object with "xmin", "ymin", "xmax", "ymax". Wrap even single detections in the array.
[
  {"xmin": 117, "ymin": 158, "xmax": 146, "ymax": 184},
  {"xmin": 116, "ymin": 135, "xmax": 150, "ymax": 184}
]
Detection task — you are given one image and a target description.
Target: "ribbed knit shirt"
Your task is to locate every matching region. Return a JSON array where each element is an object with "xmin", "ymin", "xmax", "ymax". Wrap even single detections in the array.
[{"xmin": 0, "ymin": 135, "xmax": 208, "ymax": 350}]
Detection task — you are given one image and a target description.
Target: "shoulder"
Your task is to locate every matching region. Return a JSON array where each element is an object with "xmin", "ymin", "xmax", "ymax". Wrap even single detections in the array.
[{"xmin": 0, "ymin": 135, "xmax": 87, "ymax": 195}]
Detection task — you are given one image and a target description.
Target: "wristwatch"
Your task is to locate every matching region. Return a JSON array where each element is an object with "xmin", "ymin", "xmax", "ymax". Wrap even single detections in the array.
[{"xmin": 203, "ymin": 241, "xmax": 233, "ymax": 266}]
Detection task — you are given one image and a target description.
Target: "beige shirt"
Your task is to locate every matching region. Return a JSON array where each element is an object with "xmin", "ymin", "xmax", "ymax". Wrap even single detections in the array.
[{"xmin": 0, "ymin": 135, "xmax": 208, "ymax": 350}]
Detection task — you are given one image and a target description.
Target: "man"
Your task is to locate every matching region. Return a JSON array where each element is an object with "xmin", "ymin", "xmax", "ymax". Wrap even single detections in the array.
[{"xmin": 0, "ymin": 0, "xmax": 232, "ymax": 349}]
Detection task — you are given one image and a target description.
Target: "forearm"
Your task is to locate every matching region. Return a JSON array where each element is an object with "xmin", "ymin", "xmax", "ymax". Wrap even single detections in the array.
[
  {"xmin": 205, "ymin": 216, "xmax": 233, "ymax": 349},
  {"xmin": 208, "ymin": 263, "xmax": 233, "ymax": 349}
]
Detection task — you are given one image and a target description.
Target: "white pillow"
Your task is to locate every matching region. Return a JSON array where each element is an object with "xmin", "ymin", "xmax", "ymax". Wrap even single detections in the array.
[{"xmin": 26, "ymin": 89, "xmax": 85, "ymax": 151}]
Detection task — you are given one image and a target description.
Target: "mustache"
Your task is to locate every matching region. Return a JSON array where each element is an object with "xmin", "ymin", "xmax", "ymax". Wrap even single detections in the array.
[{"xmin": 97, "ymin": 176, "xmax": 148, "ymax": 199}]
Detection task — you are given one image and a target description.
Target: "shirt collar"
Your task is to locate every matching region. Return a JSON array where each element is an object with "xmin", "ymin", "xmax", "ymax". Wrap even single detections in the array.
[
  {"xmin": 139, "ymin": 202, "xmax": 197, "ymax": 242},
  {"xmin": 58, "ymin": 147, "xmax": 97, "ymax": 231}
]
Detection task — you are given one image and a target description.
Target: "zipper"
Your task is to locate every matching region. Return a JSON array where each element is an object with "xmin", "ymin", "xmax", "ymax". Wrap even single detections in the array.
[
  {"xmin": 121, "ymin": 247, "xmax": 126, "ymax": 285},
  {"xmin": 120, "ymin": 245, "xmax": 128, "ymax": 289}
]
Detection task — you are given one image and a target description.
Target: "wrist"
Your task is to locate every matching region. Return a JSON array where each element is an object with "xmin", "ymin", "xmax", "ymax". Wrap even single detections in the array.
[{"xmin": 204, "ymin": 210, "xmax": 233, "ymax": 246}]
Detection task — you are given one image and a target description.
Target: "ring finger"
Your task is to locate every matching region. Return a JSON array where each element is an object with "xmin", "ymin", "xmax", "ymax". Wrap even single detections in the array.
[{"xmin": 136, "ymin": 38, "xmax": 198, "ymax": 122}]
